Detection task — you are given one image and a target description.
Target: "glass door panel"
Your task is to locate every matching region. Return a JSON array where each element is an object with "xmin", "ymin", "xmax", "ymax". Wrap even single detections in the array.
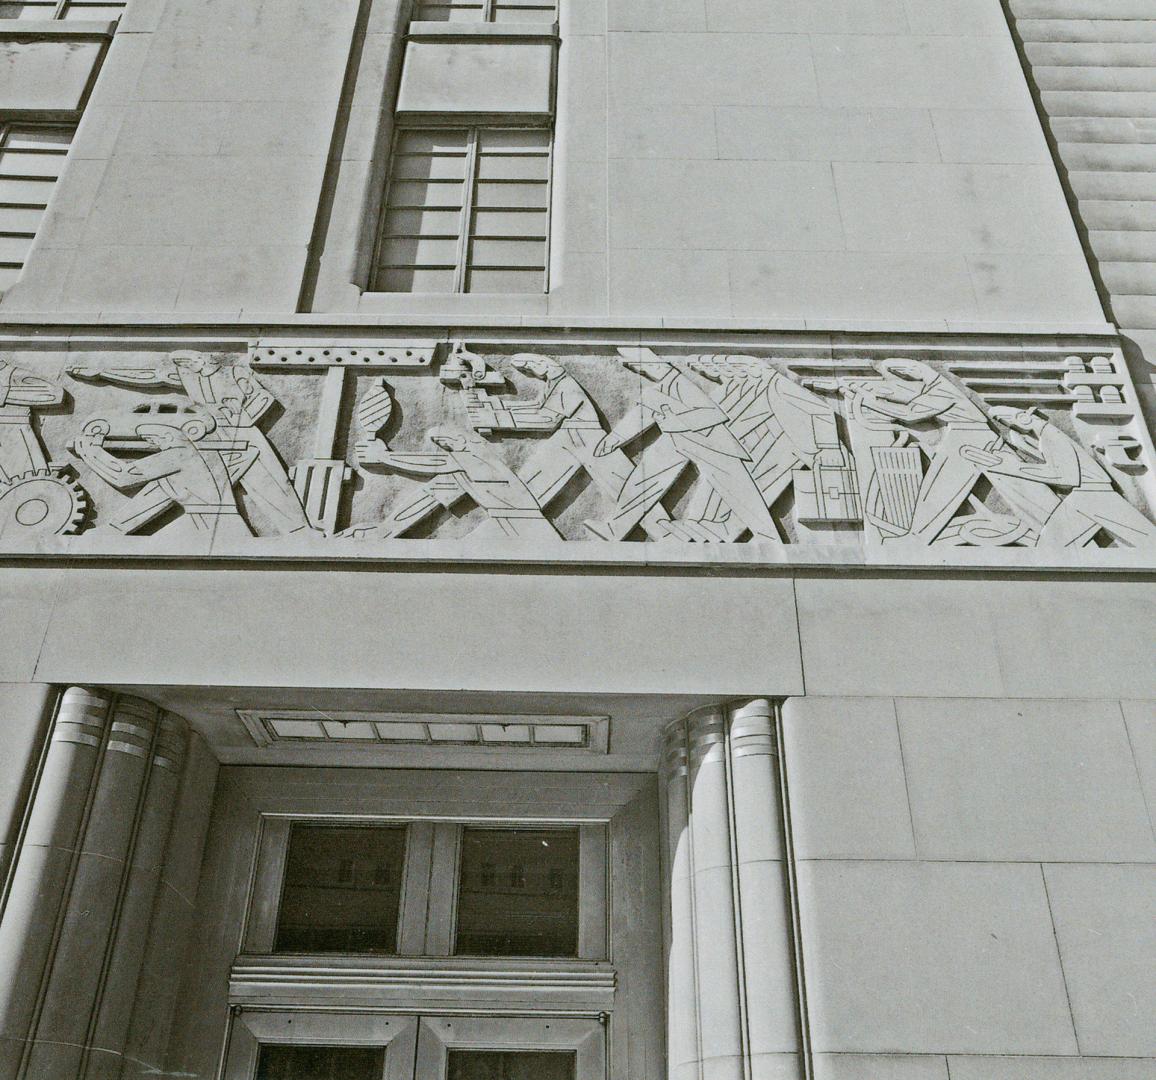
[
  {"xmin": 447, "ymin": 1049, "xmax": 576, "ymax": 1080},
  {"xmin": 256, "ymin": 1045, "xmax": 385, "ymax": 1079}
]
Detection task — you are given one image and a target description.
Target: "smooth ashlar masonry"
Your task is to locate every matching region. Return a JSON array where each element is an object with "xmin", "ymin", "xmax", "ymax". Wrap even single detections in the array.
[{"xmin": 1, "ymin": 341, "xmax": 1153, "ymax": 561}]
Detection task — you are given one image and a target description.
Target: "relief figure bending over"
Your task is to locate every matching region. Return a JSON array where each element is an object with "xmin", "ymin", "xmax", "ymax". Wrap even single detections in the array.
[
  {"xmin": 456, "ymin": 349, "xmax": 635, "ymax": 510},
  {"xmin": 69, "ymin": 351, "xmax": 309, "ymax": 534},
  {"xmin": 816, "ymin": 360, "xmax": 1061, "ymax": 546},
  {"xmin": 971, "ymin": 408, "xmax": 1156, "ymax": 550},
  {"xmin": 585, "ymin": 349, "xmax": 781, "ymax": 543},
  {"xmin": 69, "ymin": 403, "xmax": 257, "ymax": 540},
  {"xmin": 350, "ymin": 425, "xmax": 561, "ymax": 541}
]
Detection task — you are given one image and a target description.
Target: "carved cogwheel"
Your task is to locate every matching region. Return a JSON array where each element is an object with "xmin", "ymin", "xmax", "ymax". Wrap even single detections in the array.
[{"xmin": 0, "ymin": 470, "xmax": 87, "ymax": 539}]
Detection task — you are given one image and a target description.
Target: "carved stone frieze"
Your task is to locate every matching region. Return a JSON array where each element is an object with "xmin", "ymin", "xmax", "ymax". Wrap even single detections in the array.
[{"xmin": 2, "ymin": 338, "xmax": 1154, "ymax": 565}]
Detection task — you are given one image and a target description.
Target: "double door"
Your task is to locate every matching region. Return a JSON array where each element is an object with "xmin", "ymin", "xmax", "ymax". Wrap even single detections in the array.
[{"xmin": 227, "ymin": 1012, "xmax": 604, "ymax": 1080}]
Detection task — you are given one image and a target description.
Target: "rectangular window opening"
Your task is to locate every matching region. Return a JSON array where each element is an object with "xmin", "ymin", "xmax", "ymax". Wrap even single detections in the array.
[
  {"xmin": 273, "ymin": 824, "xmax": 407, "ymax": 954},
  {"xmin": 448, "ymin": 1050, "xmax": 577, "ymax": 1080},
  {"xmin": 0, "ymin": 123, "xmax": 74, "ymax": 292},
  {"xmin": 412, "ymin": 0, "xmax": 557, "ymax": 25},
  {"xmin": 454, "ymin": 826, "xmax": 579, "ymax": 957},
  {"xmin": 255, "ymin": 1044, "xmax": 385, "ymax": 1080},
  {"xmin": 372, "ymin": 126, "xmax": 551, "ymax": 295},
  {"xmin": 0, "ymin": 1, "xmax": 127, "ymax": 20}
]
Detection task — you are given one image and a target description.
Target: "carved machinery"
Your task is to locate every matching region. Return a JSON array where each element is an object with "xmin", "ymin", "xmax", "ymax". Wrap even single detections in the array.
[{"xmin": 2, "ymin": 338, "xmax": 1153, "ymax": 562}]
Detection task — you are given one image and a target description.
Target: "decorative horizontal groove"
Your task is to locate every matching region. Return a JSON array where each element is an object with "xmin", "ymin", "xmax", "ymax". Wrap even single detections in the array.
[
  {"xmin": 1010, "ymin": 1, "xmax": 1156, "ymax": 19},
  {"xmin": 1086, "ymin": 230, "xmax": 1156, "ymax": 261},
  {"xmin": 1032, "ymin": 66, "xmax": 1156, "ymax": 92},
  {"xmin": 1050, "ymin": 116, "xmax": 1156, "ymax": 142},
  {"xmin": 1066, "ymin": 170, "xmax": 1156, "ymax": 198},
  {"xmin": 1076, "ymin": 199, "xmax": 1156, "ymax": 229},
  {"xmin": 1098, "ymin": 262, "xmax": 1156, "ymax": 292},
  {"xmin": 230, "ymin": 957, "xmax": 616, "ymax": 995},
  {"xmin": 1060, "ymin": 142, "xmax": 1156, "ymax": 170},
  {"xmin": 1025, "ymin": 42, "xmax": 1156, "ymax": 66},
  {"xmin": 1039, "ymin": 91, "xmax": 1156, "ymax": 118},
  {"xmin": 1110, "ymin": 294, "xmax": 1156, "ymax": 327},
  {"xmin": 1017, "ymin": 20, "xmax": 1156, "ymax": 44}
]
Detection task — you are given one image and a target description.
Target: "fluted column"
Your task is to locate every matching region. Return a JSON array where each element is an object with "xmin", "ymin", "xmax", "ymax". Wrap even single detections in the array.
[
  {"xmin": 687, "ymin": 705, "xmax": 745, "ymax": 1079},
  {"xmin": 662, "ymin": 724, "xmax": 700, "ymax": 1080},
  {"xmin": 82, "ymin": 711, "xmax": 187, "ymax": 1080},
  {"xmin": 119, "ymin": 731, "xmax": 218, "ymax": 1080},
  {"xmin": 0, "ymin": 689, "xmax": 203, "ymax": 1080},
  {"xmin": 0, "ymin": 687, "xmax": 113, "ymax": 1079},
  {"xmin": 661, "ymin": 700, "xmax": 804, "ymax": 1080},
  {"xmin": 729, "ymin": 700, "xmax": 803, "ymax": 1078}
]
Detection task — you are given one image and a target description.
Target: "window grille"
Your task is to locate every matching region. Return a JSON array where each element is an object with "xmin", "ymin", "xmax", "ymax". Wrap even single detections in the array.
[
  {"xmin": 0, "ymin": 125, "xmax": 73, "ymax": 291},
  {"xmin": 0, "ymin": 0, "xmax": 126, "ymax": 19},
  {"xmin": 372, "ymin": 126, "xmax": 551, "ymax": 295},
  {"xmin": 412, "ymin": 0, "xmax": 555, "ymax": 24}
]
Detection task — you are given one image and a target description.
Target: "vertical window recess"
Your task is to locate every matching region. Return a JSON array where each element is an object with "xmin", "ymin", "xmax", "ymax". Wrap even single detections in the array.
[
  {"xmin": 0, "ymin": 125, "xmax": 73, "ymax": 291},
  {"xmin": 0, "ymin": 1, "xmax": 126, "ymax": 18},
  {"xmin": 412, "ymin": 0, "xmax": 556, "ymax": 24},
  {"xmin": 373, "ymin": 126, "xmax": 551, "ymax": 295}
]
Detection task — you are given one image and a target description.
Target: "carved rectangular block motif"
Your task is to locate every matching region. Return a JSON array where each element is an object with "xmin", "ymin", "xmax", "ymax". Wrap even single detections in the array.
[{"xmin": 3, "ymin": 339, "xmax": 1154, "ymax": 566}]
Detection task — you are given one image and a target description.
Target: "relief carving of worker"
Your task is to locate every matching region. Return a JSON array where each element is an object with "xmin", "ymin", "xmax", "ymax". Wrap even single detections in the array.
[
  {"xmin": 68, "ymin": 351, "xmax": 309, "ymax": 534},
  {"xmin": 482, "ymin": 352, "xmax": 635, "ymax": 510},
  {"xmin": 585, "ymin": 349, "xmax": 781, "ymax": 543},
  {"xmin": 349, "ymin": 425, "xmax": 561, "ymax": 541},
  {"xmin": 815, "ymin": 360, "xmax": 1059, "ymax": 546},
  {"xmin": 692, "ymin": 357, "xmax": 858, "ymax": 538},
  {"xmin": 69, "ymin": 403, "xmax": 257, "ymax": 541},
  {"xmin": 968, "ymin": 407, "xmax": 1156, "ymax": 550}
]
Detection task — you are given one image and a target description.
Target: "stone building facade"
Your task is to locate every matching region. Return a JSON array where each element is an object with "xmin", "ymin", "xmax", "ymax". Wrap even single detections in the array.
[{"xmin": 0, "ymin": 1, "xmax": 1153, "ymax": 1079}]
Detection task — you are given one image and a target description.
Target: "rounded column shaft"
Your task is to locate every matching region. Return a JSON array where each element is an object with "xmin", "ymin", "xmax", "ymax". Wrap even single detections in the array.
[
  {"xmin": 661, "ymin": 700, "xmax": 805, "ymax": 1080},
  {"xmin": 25, "ymin": 695, "xmax": 161, "ymax": 1080},
  {"xmin": 686, "ymin": 707, "xmax": 745, "ymax": 1079},
  {"xmin": 0, "ymin": 687, "xmax": 112, "ymax": 1079},
  {"xmin": 119, "ymin": 731, "xmax": 218, "ymax": 1078},
  {"xmin": 87, "ymin": 712, "xmax": 187, "ymax": 1077},
  {"xmin": 729, "ymin": 700, "xmax": 801, "ymax": 1077},
  {"xmin": 662, "ymin": 735, "xmax": 700, "ymax": 1080}
]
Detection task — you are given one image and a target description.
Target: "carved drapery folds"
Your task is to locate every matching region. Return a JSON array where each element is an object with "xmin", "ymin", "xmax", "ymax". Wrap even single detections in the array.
[
  {"xmin": 1, "ymin": 340, "xmax": 1154, "ymax": 561},
  {"xmin": 661, "ymin": 701, "xmax": 804, "ymax": 1080},
  {"xmin": 0, "ymin": 688, "xmax": 215, "ymax": 1080}
]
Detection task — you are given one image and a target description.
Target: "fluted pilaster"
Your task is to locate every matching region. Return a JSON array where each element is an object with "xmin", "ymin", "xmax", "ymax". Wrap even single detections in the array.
[
  {"xmin": 661, "ymin": 700, "xmax": 804, "ymax": 1080},
  {"xmin": 0, "ymin": 689, "xmax": 204, "ymax": 1080},
  {"xmin": 0, "ymin": 687, "xmax": 113, "ymax": 1077},
  {"xmin": 119, "ymin": 731, "xmax": 218, "ymax": 1080}
]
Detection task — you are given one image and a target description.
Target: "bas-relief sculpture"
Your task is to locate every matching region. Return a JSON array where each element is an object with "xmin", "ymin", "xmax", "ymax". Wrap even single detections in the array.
[
  {"xmin": 0, "ymin": 358, "xmax": 87, "ymax": 538},
  {"xmin": 2, "ymin": 341, "xmax": 1154, "ymax": 560}
]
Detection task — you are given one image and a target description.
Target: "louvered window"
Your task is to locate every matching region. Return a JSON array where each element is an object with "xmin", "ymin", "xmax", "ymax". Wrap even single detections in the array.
[
  {"xmin": 372, "ymin": 126, "xmax": 551, "ymax": 295},
  {"xmin": 0, "ymin": 125, "xmax": 72, "ymax": 291},
  {"xmin": 0, "ymin": 0, "xmax": 126, "ymax": 18},
  {"xmin": 412, "ymin": 0, "xmax": 555, "ymax": 24}
]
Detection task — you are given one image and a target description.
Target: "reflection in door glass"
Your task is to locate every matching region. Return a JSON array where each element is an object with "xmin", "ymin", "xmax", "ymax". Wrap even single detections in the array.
[
  {"xmin": 256, "ymin": 1044, "xmax": 384, "ymax": 1080},
  {"xmin": 454, "ymin": 827, "xmax": 580, "ymax": 956},
  {"xmin": 275, "ymin": 824, "xmax": 407, "ymax": 953},
  {"xmin": 447, "ymin": 1049, "xmax": 576, "ymax": 1080}
]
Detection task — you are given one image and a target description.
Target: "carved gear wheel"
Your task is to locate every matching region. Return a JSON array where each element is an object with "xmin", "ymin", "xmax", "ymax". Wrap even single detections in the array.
[{"xmin": 0, "ymin": 470, "xmax": 88, "ymax": 539}]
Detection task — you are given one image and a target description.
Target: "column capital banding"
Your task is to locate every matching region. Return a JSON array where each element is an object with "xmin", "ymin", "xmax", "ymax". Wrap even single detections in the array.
[
  {"xmin": 730, "ymin": 698, "xmax": 777, "ymax": 759},
  {"xmin": 152, "ymin": 712, "xmax": 188, "ymax": 774}
]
